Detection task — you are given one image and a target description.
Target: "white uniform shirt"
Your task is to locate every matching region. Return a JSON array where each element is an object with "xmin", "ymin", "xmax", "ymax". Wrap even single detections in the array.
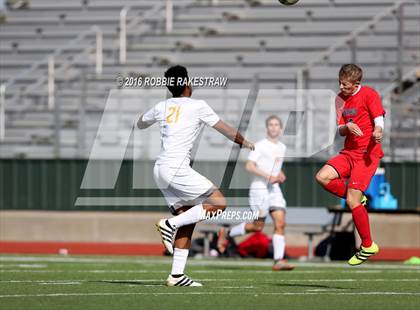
[
  {"xmin": 247, "ymin": 138, "xmax": 287, "ymax": 190},
  {"xmin": 142, "ymin": 97, "xmax": 220, "ymax": 166}
]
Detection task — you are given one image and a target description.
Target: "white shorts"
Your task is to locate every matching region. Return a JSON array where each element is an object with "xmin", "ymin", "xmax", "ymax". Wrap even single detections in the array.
[
  {"xmin": 153, "ymin": 163, "xmax": 215, "ymax": 214},
  {"xmin": 249, "ymin": 184, "xmax": 286, "ymax": 218}
]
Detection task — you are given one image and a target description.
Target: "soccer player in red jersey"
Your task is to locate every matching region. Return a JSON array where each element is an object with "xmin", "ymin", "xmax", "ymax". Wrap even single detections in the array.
[{"xmin": 315, "ymin": 64, "xmax": 385, "ymax": 265}]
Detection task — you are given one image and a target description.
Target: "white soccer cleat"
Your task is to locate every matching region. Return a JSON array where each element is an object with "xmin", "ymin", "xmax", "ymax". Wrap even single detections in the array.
[
  {"xmin": 155, "ymin": 219, "xmax": 176, "ymax": 255},
  {"xmin": 166, "ymin": 274, "xmax": 203, "ymax": 287}
]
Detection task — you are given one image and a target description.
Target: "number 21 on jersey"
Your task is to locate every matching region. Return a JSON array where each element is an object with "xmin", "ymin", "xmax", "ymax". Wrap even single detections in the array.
[{"xmin": 166, "ymin": 106, "xmax": 181, "ymax": 124}]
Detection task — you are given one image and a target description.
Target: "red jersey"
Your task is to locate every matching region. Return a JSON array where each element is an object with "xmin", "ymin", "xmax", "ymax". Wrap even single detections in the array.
[{"xmin": 336, "ymin": 85, "xmax": 385, "ymax": 157}]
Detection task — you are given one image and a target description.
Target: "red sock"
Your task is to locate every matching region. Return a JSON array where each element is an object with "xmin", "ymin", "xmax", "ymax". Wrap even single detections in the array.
[
  {"xmin": 351, "ymin": 204, "xmax": 372, "ymax": 248},
  {"xmin": 323, "ymin": 179, "xmax": 347, "ymax": 198}
]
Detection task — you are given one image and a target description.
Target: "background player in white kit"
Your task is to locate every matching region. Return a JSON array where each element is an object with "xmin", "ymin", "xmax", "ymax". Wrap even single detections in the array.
[
  {"xmin": 137, "ymin": 65, "xmax": 254, "ymax": 287},
  {"xmin": 219, "ymin": 115, "xmax": 294, "ymax": 271}
]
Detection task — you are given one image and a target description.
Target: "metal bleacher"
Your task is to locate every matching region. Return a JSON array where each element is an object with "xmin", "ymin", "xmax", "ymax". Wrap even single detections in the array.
[{"xmin": 0, "ymin": 0, "xmax": 419, "ymax": 159}]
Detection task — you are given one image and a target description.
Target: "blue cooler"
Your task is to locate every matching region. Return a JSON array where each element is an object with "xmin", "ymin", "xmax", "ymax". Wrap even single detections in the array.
[
  {"xmin": 371, "ymin": 182, "xmax": 398, "ymax": 210},
  {"xmin": 340, "ymin": 168, "xmax": 398, "ymax": 209}
]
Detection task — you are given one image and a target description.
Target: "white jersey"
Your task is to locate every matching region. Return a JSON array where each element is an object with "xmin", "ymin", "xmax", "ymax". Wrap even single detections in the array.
[
  {"xmin": 247, "ymin": 138, "xmax": 287, "ymax": 190},
  {"xmin": 142, "ymin": 97, "xmax": 220, "ymax": 167}
]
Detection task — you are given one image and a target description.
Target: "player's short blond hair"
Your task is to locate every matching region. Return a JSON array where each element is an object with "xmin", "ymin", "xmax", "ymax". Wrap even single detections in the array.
[
  {"xmin": 265, "ymin": 115, "xmax": 283, "ymax": 128},
  {"xmin": 339, "ymin": 64, "xmax": 363, "ymax": 83}
]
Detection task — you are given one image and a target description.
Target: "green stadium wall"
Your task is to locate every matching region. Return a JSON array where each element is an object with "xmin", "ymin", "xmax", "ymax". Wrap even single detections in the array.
[{"xmin": 0, "ymin": 160, "xmax": 419, "ymax": 211}]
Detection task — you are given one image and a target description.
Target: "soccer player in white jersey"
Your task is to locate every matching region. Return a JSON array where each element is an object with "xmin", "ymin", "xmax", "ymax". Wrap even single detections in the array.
[
  {"xmin": 137, "ymin": 65, "xmax": 254, "ymax": 287},
  {"xmin": 219, "ymin": 115, "xmax": 294, "ymax": 271}
]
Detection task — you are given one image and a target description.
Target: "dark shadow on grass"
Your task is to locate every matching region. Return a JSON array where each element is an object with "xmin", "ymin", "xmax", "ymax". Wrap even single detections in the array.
[
  {"xmin": 91, "ymin": 280, "xmax": 163, "ymax": 286},
  {"xmin": 271, "ymin": 283, "xmax": 354, "ymax": 290}
]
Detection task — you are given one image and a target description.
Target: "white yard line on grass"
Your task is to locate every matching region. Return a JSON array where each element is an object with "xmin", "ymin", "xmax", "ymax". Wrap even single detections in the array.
[
  {"xmin": 1, "ymin": 268, "xmax": 419, "ymax": 275},
  {"xmin": 0, "ymin": 256, "xmax": 162, "ymax": 264},
  {"xmin": 0, "ymin": 279, "xmax": 240, "ymax": 283},
  {"xmin": 1, "ymin": 255, "xmax": 419, "ymax": 271},
  {"xmin": 0, "ymin": 279, "xmax": 165, "ymax": 283},
  {"xmin": 187, "ymin": 260, "xmax": 420, "ymax": 270},
  {"xmin": 0, "ymin": 291, "xmax": 419, "ymax": 298},
  {"xmin": 305, "ymin": 289, "xmax": 342, "ymax": 292},
  {"xmin": 39, "ymin": 282, "xmax": 82, "ymax": 285},
  {"xmin": 261, "ymin": 292, "xmax": 420, "ymax": 296},
  {"xmin": 0, "ymin": 269, "xmax": 166, "ymax": 273},
  {"xmin": 134, "ymin": 285, "xmax": 254, "ymax": 289},
  {"xmin": 0, "ymin": 278, "xmax": 419, "ymax": 284},
  {"xmin": 0, "ymin": 264, "xmax": 47, "ymax": 268},
  {"xmin": 273, "ymin": 279, "xmax": 420, "ymax": 282},
  {"xmin": 194, "ymin": 270, "xmax": 396, "ymax": 274}
]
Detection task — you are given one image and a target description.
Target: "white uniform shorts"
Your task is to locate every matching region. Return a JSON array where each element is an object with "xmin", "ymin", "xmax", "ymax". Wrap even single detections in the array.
[
  {"xmin": 153, "ymin": 163, "xmax": 215, "ymax": 214},
  {"xmin": 249, "ymin": 184, "xmax": 286, "ymax": 218}
]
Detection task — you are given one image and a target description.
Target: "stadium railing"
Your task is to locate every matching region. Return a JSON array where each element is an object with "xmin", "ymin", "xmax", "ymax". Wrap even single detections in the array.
[
  {"xmin": 296, "ymin": 0, "xmax": 417, "ymax": 88},
  {"xmin": 295, "ymin": 0, "xmax": 419, "ymax": 160},
  {"xmin": 1, "ymin": 0, "xmax": 418, "ymax": 159},
  {"xmin": 0, "ymin": 26, "xmax": 103, "ymax": 147},
  {"xmin": 0, "ymin": 0, "xmax": 194, "ymax": 153},
  {"xmin": 382, "ymin": 67, "xmax": 420, "ymax": 161}
]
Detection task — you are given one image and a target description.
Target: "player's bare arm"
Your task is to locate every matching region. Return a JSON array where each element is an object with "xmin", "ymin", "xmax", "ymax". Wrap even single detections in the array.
[
  {"xmin": 278, "ymin": 170, "xmax": 287, "ymax": 183},
  {"xmin": 213, "ymin": 120, "xmax": 255, "ymax": 150},
  {"xmin": 245, "ymin": 161, "xmax": 284, "ymax": 184},
  {"xmin": 245, "ymin": 160, "xmax": 271, "ymax": 180},
  {"xmin": 372, "ymin": 115, "xmax": 384, "ymax": 143},
  {"xmin": 270, "ymin": 172, "xmax": 285, "ymax": 184},
  {"xmin": 372, "ymin": 126, "xmax": 383, "ymax": 143}
]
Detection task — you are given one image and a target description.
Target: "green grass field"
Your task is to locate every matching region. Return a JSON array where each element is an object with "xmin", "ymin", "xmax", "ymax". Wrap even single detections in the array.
[{"xmin": 0, "ymin": 254, "xmax": 419, "ymax": 310}]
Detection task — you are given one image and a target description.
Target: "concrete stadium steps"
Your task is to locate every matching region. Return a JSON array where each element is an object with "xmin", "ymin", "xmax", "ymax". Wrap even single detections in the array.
[
  {"xmin": 2, "ymin": 81, "xmax": 400, "ymax": 105},
  {"xmin": 3, "ymin": 57, "xmax": 415, "ymax": 82},
  {"xmin": 2, "ymin": 33, "xmax": 418, "ymax": 60},
  {"xmin": 6, "ymin": 0, "xmax": 162, "ymax": 13},
  {"xmin": 2, "ymin": 54, "xmax": 415, "ymax": 85},
  {"xmin": 179, "ymin": 4, "xmax": 419, "ymax": 22},
  {"xmin": 0, "ymin": 23, "xmax": 120, "ymax": 33},
  {"xmin": 184, "ymin": 19, "xmax": 420, "ymax": 36},
  {"xmin": 0, "ymin": 30, "xmax": 118, "ymax": 43},
  {"xmin": 130, "ymin": 34, "xmax": 419, "ymax": 51},
  {"xmin": 256, "ymin": 0, "xmax": 401, "ymax": 6},
  {"xmin": 27, "ymin": 0, "xmax": 163, "ymax": 10},
  {"xmin": 4, "ymin": 57, "xmax": 412, "ymax": 87},
  {"xmin": 223, "ymin": 7, "xmax": 418, "ymax": 20},
  {"xmin": 0, "ymin": 22, "xmax": 119, "ymax": 33},
  {"xmin": 1, "ymin": 0, "xmax": 418, "ymax": 159},
  {"xmin": 1, "ymin": 72, "xmax": 407, "ymax": 102}
]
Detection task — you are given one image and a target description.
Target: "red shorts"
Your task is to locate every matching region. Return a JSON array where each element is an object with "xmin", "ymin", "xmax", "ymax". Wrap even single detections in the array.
[{"xmin": 326, "ymin": 150, "xmax": 380, "ymax": 192}]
